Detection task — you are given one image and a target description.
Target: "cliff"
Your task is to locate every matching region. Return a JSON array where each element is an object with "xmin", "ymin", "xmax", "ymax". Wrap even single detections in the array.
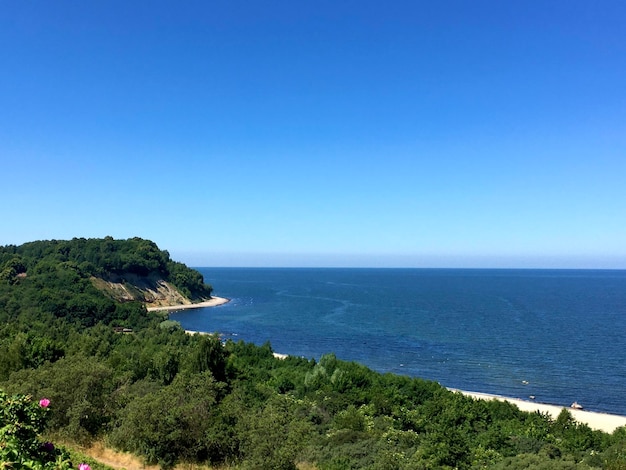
[{"xmin": 90, "ymin": 274, "xmax": 198, "ymax": 308}]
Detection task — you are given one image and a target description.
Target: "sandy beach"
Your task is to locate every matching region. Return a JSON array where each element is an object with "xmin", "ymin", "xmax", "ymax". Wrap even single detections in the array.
[
  {"xmin": 452, "ymin": 389, "xmax": 626, "ymax": 433},
  {"xmin": 146, "ymin": 296, "xmax": 230, "ymax": 312}
]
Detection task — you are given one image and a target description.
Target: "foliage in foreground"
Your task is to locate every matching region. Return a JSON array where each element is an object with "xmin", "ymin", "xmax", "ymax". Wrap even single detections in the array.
[
  {"xmin": 5, "ymin": 333, "xmax": 626, "ymax": 470},
  {"xmin": 0, "ymin": 390, "xmax": 93, "ymax": 470}
]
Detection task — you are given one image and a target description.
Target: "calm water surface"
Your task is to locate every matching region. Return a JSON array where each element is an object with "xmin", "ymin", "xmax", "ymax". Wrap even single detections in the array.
[{"xmin": 172, "ymin": 268, "xmax": 626, "ymax": 416}]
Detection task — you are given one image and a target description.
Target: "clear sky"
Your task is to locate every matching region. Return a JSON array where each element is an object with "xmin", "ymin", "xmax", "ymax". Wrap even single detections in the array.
[{"xmin": 2, "ymin": 1, "xmax": 625, "ymax": 268}]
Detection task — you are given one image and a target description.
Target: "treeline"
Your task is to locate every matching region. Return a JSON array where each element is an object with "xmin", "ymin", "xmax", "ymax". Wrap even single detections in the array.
[
  {"xmin": 0, "ymin": 237, "xmax": 212, "ymax": 299},
  {"xmin": 2, "ymin": 239, "xmax": 626, "ymax": 469}
]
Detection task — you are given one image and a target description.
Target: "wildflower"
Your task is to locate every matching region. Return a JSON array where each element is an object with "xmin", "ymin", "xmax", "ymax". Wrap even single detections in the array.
[
  {"xmin": 39, "ymin": 398, "xmax": 51, "ymax": 408},
  {"xmin": 79, "ymin": 464, "xmax": 91, "ymax": 470},
  {"xmin": 42, "ymin": 441, "xmax": 55, "ymax": 452}
]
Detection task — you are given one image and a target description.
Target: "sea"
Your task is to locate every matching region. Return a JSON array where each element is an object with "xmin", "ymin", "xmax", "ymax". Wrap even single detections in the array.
[{"xmin": 171, "ymin": 268, "xmax": 626, "ymax": 416}]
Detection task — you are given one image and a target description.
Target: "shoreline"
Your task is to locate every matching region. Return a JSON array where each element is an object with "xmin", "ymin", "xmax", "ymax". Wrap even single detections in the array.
[
  {"xmin": 146, "ymin": 296, "xmax": 230, "ymax": 312},
  {"xmin": 451, "ymin": 388, "xmax": 626, "ymax": 433},
  {"xmin": 146, "ymin": 295, "xmax": 626, "ymax": 433}
]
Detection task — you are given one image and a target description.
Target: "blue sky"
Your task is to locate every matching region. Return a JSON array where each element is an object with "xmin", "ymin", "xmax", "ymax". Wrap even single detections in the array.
[{"xmin": 2, "ymin": 1, "xmax": 625, "ymax": 268}]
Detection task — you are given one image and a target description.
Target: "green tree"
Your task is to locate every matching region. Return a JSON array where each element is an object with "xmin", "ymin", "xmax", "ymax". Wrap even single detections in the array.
[
  {"xmin": 110, "ymin": 371, "xmax": 226, "ymax": 469},
  {"xmin": 188, "ymin": 334, "xmax": 227, "ymax": 382},
  {"xmin": 238, "ymin": 395, "xmax": 314, "ymax": 470},
  {"xmin": 5, "ymin": 356, "xmax": 117, "ymax": 443}
]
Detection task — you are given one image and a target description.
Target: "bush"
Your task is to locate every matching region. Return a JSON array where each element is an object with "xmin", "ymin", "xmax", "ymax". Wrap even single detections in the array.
[{"xmin": 0, "ymin": 389, "xmax": 80, "ymax": 469}]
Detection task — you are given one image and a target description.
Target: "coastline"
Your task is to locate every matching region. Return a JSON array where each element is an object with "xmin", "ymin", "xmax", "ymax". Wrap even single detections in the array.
[
  {"xmin": 451, "ymin": 389, "xmax": 626, "ymax": 433},
  {"xmin": 144, "ymin": 292, "xmax": 626, "ymax": 434},
  {"xmin": 146, "ymin": 296, "xmax": 230, "ymax": 312}
]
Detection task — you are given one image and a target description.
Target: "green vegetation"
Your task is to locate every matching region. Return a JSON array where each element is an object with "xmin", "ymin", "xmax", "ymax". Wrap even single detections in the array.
[
  {"xmin": 0, "ymin": 236, "xmax": 212, "ymax": 304},
  {"xmin": 2, "ymin": 238, "xmax": 626, "ymax": 469}
]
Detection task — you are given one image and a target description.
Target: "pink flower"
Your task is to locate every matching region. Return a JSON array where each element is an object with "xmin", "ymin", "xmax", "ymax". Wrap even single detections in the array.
[
  {"xmin": 39, "ymin": 398, "xmax": 50, "ymax": 408},
  {"xmin": 79, "ymin": 464, "xmax": 91, "ymax": 470}
]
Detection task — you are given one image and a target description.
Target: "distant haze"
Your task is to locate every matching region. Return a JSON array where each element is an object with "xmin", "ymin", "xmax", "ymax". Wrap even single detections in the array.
[{"xmin": 176, "ymin": 251, "xmax": 626, "ymax": 270}]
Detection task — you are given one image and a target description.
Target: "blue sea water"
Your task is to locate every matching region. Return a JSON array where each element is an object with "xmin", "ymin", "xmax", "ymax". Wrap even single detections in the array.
[{"xmin": 172, "ymin": 268, "xmax": 626, "ymax": 416}]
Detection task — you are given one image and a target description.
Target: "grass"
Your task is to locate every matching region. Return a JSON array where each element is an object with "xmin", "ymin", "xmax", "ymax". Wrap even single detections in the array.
[{"xmin": 63, "ymin": 440, "xmax": 320, "ymax": 470}]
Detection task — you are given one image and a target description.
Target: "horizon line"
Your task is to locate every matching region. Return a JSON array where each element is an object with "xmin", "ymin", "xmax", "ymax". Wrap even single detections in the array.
[{"xmin": 190, "ymin": 265, "xmax": 626, "ymax": 271}]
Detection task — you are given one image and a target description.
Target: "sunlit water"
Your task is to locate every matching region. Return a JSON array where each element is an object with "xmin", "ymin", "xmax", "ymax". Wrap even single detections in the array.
[{"xmin": 171, "ymin": 268, "xmax": 626, "ymax": 415}]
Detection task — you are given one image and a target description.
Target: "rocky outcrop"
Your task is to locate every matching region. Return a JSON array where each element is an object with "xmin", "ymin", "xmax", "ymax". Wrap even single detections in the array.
[{"xmin": 90, "ymin": 274, "xmax": 200, "ymax": 308}]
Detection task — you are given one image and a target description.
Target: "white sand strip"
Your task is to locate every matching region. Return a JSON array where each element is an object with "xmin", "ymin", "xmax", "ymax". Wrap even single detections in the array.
[
  {"xmin": 451, "ymin": 389, "xmax": 626, "ymax": 433},
  {"xmin": 147, "ymin": 296, "xmax": 230, "ymax": 312}
]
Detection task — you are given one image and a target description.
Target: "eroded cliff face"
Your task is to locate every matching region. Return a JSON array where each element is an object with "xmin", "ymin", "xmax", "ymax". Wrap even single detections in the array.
[{"xmin": 90, "ymin": 274, "xmax": 193, "ymax": 307}]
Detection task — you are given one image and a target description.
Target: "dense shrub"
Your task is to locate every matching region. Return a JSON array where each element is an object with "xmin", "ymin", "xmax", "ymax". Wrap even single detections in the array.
[{"xmin": 0, "ymin": 390, "xmax": 76, "ymax": 469}]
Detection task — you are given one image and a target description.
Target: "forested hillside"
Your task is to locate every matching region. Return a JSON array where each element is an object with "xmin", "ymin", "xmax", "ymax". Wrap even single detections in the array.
[
  {"xmin": 2, "ymin": 238, "xmax": 626, "ymax": 469},
  {"xmin": 0, "ymin": 237, "xmax": 212, "ymax": 313}
]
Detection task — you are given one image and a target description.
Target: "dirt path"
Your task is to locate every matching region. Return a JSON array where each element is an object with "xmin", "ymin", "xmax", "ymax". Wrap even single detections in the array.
[{"xmin": 80, "ymin": 442, "xmax": 160, "ymax": 470}]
